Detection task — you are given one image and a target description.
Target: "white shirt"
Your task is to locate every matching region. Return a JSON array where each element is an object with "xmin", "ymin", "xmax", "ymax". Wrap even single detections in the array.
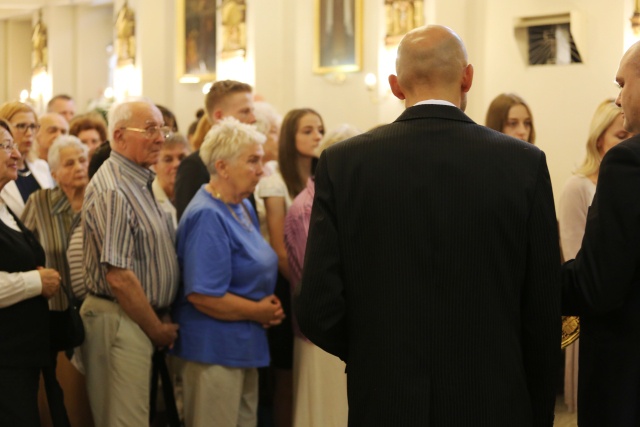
[
  {"xmin": 413, "ymin": 99, "xmax": 457, "ymax": 108},
  {"xmin": 0, "ymin": 199, "xmax": 42, "ymax": 307}
]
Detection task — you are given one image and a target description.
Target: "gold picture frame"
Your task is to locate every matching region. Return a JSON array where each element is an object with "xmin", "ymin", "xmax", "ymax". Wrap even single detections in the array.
[
  {"xmin": 220, "ymin": 0, "xmax": 247, "ymax": 58},
  {"xmin": 314, "ymin": 0, "xmax": 363, "ymax": 74},
  {"xmin": 177, "ymin": 0, "xmax": 217, "ymax": 82},
  {"xmin": 384, "ymin": 0, "xmax": 424, "ymax": 46}
]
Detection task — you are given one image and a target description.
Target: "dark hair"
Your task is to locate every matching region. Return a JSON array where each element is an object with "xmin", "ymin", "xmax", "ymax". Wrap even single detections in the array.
[
  {"xmin": 279, "ymin": 108, "xmax": 323, "ymax": 198},
  {"xmin": 69, "ymin": 114, "xmax": 108, "ymax": 143},
  {"xmin": 89, "ymin": 142, "xmax": 111, "ymax": 178},
  {"xmin": 0, "ymin": 118, "xmax": 12, "ymax": 137},
  {"xmin": 485, "ymin": 93, "xmax": 536, "ymax": 144},
  {"xmin": 204, "ymin": 80, "xmax": 252, "ymax": 120},
  {"xmin": 156, "ymin": 104, "xmax": 178, "ymax": 132}
]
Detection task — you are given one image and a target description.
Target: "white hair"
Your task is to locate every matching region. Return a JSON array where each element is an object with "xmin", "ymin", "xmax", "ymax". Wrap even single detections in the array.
[
  {"xmin": 107, "ymin": 97, "xmax": 157, "ymax": 141},
  {"xmin": 316, "ymin": 124, "xmax": 361, "ymax": 156},
  {"xmin": 48, "ymin": 135, "xmax": 89, "ymax": 172},
  {"xmin": 253, "ymin": 101, "xmax": 282, "ymax": 136},
  {"xmin": 200, "ymin": 117, "xmax": 266, "ymax": 176}
]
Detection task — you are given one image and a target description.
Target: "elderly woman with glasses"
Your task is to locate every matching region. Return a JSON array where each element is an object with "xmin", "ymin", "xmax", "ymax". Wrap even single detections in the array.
[
  {"xmin": 171, "ymin": 117, "xmax": 285, "ymax": 427},
  {"xmin": 22, "ymin": 135, "xmax": 91, "ymax": 426},
  {"xmin": 0, "ymin": 118, "xmax": 62, "ymax": 426},
  {"xmin": 0, "ymin": 102, "xmax": 54, "ymax": 217}
]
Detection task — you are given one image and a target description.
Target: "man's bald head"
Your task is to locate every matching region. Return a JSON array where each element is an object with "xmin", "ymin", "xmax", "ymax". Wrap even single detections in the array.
[
  {"xmin": 389, "ymin": 25, "xmax": 472, "ymax": 108},
  {"xmin": 615, "ymin": 41, "xmax": 640, "ymax": 133}
]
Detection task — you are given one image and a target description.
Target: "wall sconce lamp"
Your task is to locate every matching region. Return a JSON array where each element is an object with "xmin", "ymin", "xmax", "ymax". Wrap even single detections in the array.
[
  {"xmin": 364, "ymin": 72, "xmax": 392, "ymax": 104},
  {"xmin": 631, "ymin": 0, "xmax": 640, "ymax": 36},
  {"xmin": 364, "ymin": 73, "xmax": 377, "ymax": 91}
]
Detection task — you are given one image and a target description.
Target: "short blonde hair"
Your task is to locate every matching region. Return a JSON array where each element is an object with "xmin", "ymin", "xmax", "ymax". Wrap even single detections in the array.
[
  {"xmin": 575, "ymin": 99, "xmax": 624, "ymax": 177},
  {"xmin": 200, "ymin": 117, "xmax": 266, "ymax": 176},
  {"xmin": 316, "ymin": 124, "xmax": 361, "ymax": 156}
]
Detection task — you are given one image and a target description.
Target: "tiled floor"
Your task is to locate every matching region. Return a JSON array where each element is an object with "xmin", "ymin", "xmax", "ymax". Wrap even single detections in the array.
[{"xmin": 554, "ymin": 395, "xmax": 577, "ymax": 427}]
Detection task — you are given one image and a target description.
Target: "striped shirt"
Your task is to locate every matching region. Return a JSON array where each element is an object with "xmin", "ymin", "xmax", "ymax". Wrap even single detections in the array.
[
  {"xmin": 21, "ymin": 186, "xmax": 78, "ymax": 310},
  {"xmin": 82, "ymin": 151, "xmax": 179, "ymax": 308},
  {"xmin": 66, "ymin": 217, "xmax": 87, "ymax": 300}
]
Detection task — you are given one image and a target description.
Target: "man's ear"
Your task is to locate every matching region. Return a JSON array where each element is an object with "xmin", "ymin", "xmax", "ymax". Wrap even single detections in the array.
[
  {"xmin": 389, "ymin": 74, "xmax": 406, "ymax": 100},
  {"xmin": 112, "ymin": 128, "xmax": 124, "ymax": 146},
  {"xmin": 461, "ymin": 64, "xmax": 474, "ymax": 94},
  {"xmin": 212, "ymin": 109, "xmax": 224, "ymax": 122}
]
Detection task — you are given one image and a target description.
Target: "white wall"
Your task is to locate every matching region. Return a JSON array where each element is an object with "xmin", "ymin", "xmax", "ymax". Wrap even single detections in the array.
[
  {"xmin": 74, "ymin": 4, "xmax": 112, "ymax": 112},
  {"xmin": 475, "ymin": 0, "xmax": 627, "ymax": 203},
  {"xmin": 1, "ymin": 19, "xmax": 31, "ymax": 102}
]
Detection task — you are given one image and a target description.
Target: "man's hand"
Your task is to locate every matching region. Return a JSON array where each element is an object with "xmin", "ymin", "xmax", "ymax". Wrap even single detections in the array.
[
  {"xmin": 38, "ymin": 267, "xmax": 61, "ymax": 299},
  {"xmin": 149, "ymin": 322, "xmax": 179, "ymax": 349}
]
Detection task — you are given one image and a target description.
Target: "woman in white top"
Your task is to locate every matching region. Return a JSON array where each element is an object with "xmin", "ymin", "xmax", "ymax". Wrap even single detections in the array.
[
  {"xmin": 0, "ymin": 102, "xmax": 54, "ymax": 217},
  {"xmin": 152, "ymin": 133, "xmax": 191, "ymax": 229},
  {"xmin": 558, "ymin": 99, "xmax": 631, "ymax": 413},
  {"xmin": 252, "ymin": 102, "xmax": 282, "ymax": 242},
  {"xmin": 257, "ymin": 108, "xmax": 324, "ymax": 427}
]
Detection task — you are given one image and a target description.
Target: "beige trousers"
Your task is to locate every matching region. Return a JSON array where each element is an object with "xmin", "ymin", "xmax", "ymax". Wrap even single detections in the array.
[
  {"xmin": 80, "ymin": 295, "xmax": 154, "ymax": 427},
  {"xmin": 177, "ymin": 358, "xmax": 258, "ymax": 427}
]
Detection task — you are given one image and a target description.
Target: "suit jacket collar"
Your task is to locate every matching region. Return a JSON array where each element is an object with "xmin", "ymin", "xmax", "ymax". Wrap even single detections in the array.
[{"xmin": 394, "ymin": 104, "xmax": 476, "ymax": 125}]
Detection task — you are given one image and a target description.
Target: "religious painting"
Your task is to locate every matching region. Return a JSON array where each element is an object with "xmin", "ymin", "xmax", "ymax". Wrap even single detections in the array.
[
  {"xmin": 115, "ymin": 0, "xmax": 136, "ymax": 66},
  {"xmin": 32, "ymin": 9, "xmax": 48, "ymax": 73},
  {"xmin": 177, "ymin": 0, "xmax": 217, "ymax": 80},
  {"xmin": 314, "ymin": 0, "xmax": 363, "ymax": 74},
  {"xmin": 385, "ymin": 0, "xmax": 424, "ymax": 46},
  {"xmin": 221, "ymin": 0, "xmax": 246, "ymax": 58}
]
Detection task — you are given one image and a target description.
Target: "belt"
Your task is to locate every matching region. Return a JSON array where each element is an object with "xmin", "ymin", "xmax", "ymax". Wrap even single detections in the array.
[
  {"xmin": 89, "ymin": 293, "xmax": 169, "ymax": 318},
  {"xmin": 89, "ymin": 292, "xmax": 117, "ymax": 302}
]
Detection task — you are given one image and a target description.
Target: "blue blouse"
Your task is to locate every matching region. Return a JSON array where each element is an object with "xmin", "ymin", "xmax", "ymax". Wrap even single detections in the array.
[{"xmin": 171, "ymin": 186, "xmax": 278, "ymax": 367}]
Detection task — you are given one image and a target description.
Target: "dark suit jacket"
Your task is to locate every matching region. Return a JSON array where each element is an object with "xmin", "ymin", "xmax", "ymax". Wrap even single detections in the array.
[
  {"xmin": 174, "ymin": 150, "xmax": 209, "ymax": 220},
  {"xmin": 562, "ymin": 134, "xmax": 640, "ymax": 427},
  {"xmin": 296, "ymin": 104, "xmax": 561, "ymax": 426}
]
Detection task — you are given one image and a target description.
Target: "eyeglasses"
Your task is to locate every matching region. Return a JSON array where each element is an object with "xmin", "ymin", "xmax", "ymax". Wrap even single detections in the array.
[
  {"xmin": 0, "ymin": 140, "xmax": 16, "ymax": 153},
  {"xmin": 121, "ymin": 126, "xmax": 173, "ymax": 140},
  {"xmin": 12, "ymin": 123, "xmax": 40, "ymax": 133}
]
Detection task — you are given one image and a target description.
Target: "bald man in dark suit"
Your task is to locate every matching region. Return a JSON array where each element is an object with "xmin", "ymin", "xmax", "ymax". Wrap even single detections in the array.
[
  {"xmin": 562, "ymin": 41, "xmax": 640, "ymax": 427},
  {"xmin": 296, "ymin": 25, "xmax": 561, "ymax": 426}
]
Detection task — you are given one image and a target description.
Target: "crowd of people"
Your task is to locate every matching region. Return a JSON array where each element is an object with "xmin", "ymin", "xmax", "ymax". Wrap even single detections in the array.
[{"xmin": 1, "ymin": 23, "xmax": 640, "ymax": 427}]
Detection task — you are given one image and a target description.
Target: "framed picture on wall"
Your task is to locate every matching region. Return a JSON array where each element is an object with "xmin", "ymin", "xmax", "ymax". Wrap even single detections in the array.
[
  {"xmin": 314, "ymin": 0, "xmax": 363, "ymax": 74},
  {"xmin": 220, "ymin": 0, "xmax": 247, "ymax": 58},
  {"xmin": 177, "ymin": 0, "xmax": 217, "ymax": 81},
  {"xmin": 384, "ymin": 0, "xmax": 425, "ymax": 46}
]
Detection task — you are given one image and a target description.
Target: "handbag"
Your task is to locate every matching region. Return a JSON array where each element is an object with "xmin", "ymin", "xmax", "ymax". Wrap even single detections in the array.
[{"xmin": 49, "ymin": 280, "xmax": 85, "ymax": 353}]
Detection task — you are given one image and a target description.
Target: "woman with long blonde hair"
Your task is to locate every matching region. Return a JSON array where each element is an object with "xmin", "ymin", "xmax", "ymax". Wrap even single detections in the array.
[{"xmin": 558, "ymin": 99, "xmax": 631, "ymax": 413}]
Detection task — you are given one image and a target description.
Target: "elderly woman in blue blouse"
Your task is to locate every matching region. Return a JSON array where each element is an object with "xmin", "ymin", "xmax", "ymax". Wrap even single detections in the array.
[{"xmin": 171, "ymin": 117, "xmax": 285, "ymax": 427}]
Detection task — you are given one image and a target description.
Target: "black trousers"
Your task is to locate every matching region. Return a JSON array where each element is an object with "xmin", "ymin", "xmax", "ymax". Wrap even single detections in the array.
[
  {"xmin": 0, "ymin": 366, "xmax": 41, "ymax": 427},
  {"xmin": 42, "ymin": 350, "xmax": 71, "ymax": 427}
]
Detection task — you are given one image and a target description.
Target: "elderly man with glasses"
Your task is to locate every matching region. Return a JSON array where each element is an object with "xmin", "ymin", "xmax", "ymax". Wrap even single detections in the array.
[{"xmin": 80, "ymin": 99, "xmax": 178, "ymax": 427}]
